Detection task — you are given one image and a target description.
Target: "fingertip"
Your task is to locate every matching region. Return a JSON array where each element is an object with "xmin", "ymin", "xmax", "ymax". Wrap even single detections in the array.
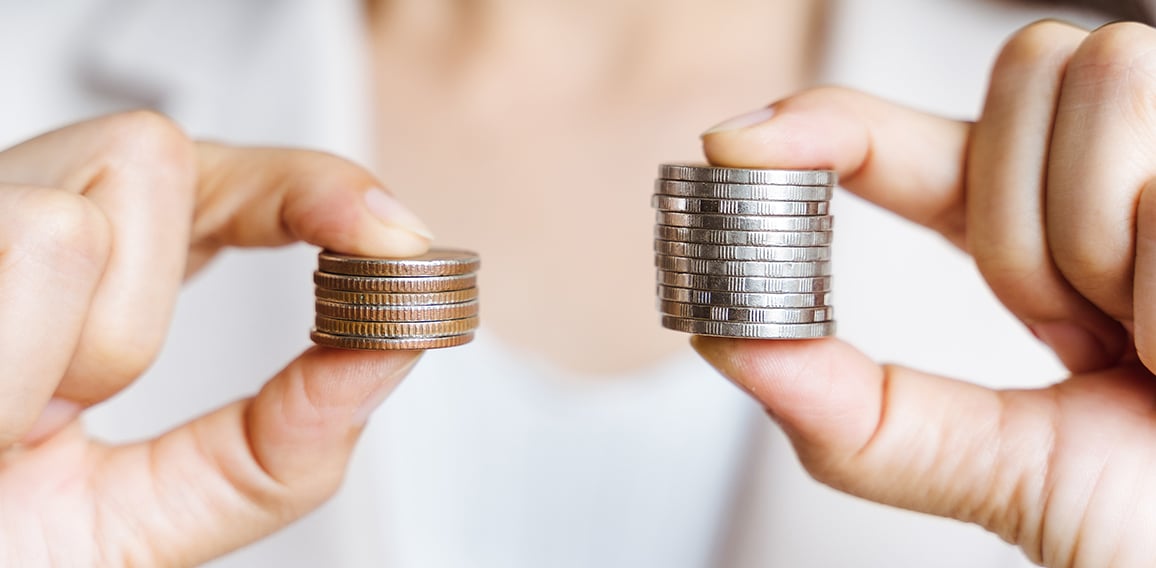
[
  {"xmin": 282, "ymin": 184, "xmax": 433, "ymax": 258},
  {"xmin": 692, "ymin": 335, "xmax": 884, "ymax": 451},
  {"xmin": 701, "ymin": 101, "xmax": 853, "ymax": 171},
  {"xmin": 354, "ymin": 225, "xmax": 433, "ymax": 258}
]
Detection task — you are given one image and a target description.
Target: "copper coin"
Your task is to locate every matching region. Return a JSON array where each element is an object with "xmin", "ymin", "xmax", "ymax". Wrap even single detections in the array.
[
  {"xmin": 314, "ymin": 287, "xmax": 478, "ymax": 306},
  {"xmin": 318, "ymin": 249, "xmax": 480, "ymax": 277},
  {"xmin": 313, "ymin": 271, "xmax": 477, "ymax": 293},
  {"xmin": 315, "ymin": 299, "xmax": 479, "ymax": 322},
  {"xmin": 314, "ymin": 315, "xmax": 479, "ymax": 337},
  {"xmin": 310, "ymin": 329, "xmax": 475, "ymax": 350}
]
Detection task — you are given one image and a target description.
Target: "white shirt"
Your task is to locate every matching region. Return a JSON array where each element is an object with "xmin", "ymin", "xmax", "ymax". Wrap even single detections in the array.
[{"xmin": 0, "ymin": 1, "xmax": 1109, "ymax": 566}]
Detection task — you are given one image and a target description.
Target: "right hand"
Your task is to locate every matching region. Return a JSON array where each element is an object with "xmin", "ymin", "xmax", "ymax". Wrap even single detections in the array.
[
  {"xmin": 696, "ymin": 20, "xmax": 1156, "ymax": 567},
  {"xmin": 0, "ymin": 111, "xmax": 432, "ymax": 566}
]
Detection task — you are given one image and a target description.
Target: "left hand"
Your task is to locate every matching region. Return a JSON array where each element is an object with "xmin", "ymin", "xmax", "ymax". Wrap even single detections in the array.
[{"xmin": 0, "ymin": 111, "xmax": 430, "ymax": 566}]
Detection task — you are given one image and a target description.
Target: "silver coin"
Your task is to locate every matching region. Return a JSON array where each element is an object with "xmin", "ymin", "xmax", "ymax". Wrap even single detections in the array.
[
  {"xmin": 659, "ymin": 163, "xmax": 837, "ymax": 187},
  {"xmin": 658, "ymin": 300, "xmax": 834, "ymax": 323},
  {"xmin": 656, "ymin": 180, "xmax": 833, "ymax": 202},
  {"xmin": 658, "ymin": 270, "xmax": 832, "ymax": 293},
  {"xmin": 655, "ymin": 255, "xmax": 832, "ymax": 277},
  {"xmin": 651, "ymin": 195, "xmax": 829, "ymax": 216},
  {"xmin": 657, "ymin": 285, "xmax": 832, "ymax": 308},
  {"xmin": 654, "ymin": 240, "xmax": 830, "ymax": 261},
  {"xmin": 657, "ymin": 212, "xmax": 833, "ymax": 232},
  {"xmin": 656, "ymin": 225, "xmax": 833, "ymax": 247},
  {"xmin": 660, "ymin": 315, "xmax": 836, "ymax": 339}
]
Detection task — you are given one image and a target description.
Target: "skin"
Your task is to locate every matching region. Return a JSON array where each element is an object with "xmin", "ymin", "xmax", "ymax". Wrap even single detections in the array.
[
  {"xmin": 5, "ymin": 8, "xmax": 1156, "ymax": 568},
  {"xmin": 0, "ymin": 112, "xmax": 429, "ymax": 566},
  {"xmin": 699, "ymin": 20, "xmax": 1156, "ymax": 567},
  {"xmin": 368, "ymin": 0, "xmax": 822, "ymax": 373}
]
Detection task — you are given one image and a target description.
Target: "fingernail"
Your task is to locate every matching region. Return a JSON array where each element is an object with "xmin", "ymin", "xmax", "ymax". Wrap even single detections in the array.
[
  {"xmin": 364, "ymin": 187, "xmax": 435, "ymax": 241},
  {"xmin": 352, "ymin": 354, "xmax": 421, "ymax": 425},
  {"xmin": 702, "ymin": 106, "xmax": 776, "ymax": 136},
  {"xmin": 20, "ymin": 397, "xmax": 82, "ymax": 445},
  {"xmin": 1029, "ymin": 321, "xmax": 1112, "ymax": 372}
]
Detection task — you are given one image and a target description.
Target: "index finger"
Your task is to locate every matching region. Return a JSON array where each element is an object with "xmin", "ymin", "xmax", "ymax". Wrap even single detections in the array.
[
  {"xmin": 0, "ymin": 112, "xmax": 433, "ymax": 405},
  {"xmin": 701, "ymin": 87, "xmax": 970, "ymax": 248}
]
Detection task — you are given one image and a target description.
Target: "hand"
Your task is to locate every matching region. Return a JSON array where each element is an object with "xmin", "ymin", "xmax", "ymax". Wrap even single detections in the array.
[
  {"xmin": 0, "ymin": 111, "xmax": 432, "ymax": 566},
  {"xmin": 696, "ymin": 21, "xmax": 1156, "ymax": 567}
]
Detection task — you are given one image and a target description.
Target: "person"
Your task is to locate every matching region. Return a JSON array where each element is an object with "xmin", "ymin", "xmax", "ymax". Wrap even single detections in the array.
[{"xmin": 0, "ymin": 0, "xmax": 1150, "ymax": 566}]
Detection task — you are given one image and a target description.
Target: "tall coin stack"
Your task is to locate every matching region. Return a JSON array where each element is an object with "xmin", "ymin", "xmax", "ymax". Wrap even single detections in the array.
[
  {"xmin": 653, "ymin": 163, "xmax": 836, "ymax": 339},
  {"xmin": 311, "ymin": 249, "xmax": 480, "ymax": 350}
]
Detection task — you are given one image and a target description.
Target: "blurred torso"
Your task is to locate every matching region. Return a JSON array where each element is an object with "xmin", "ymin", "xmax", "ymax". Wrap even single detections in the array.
[{"xmin": 367, "ymin": 0, "xmax": 822, "ymax": 373}]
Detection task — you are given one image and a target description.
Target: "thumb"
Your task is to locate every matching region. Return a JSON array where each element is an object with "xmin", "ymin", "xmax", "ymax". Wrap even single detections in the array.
[
  {"xmin": 692, "ymin": 336, "xmax": 1049, "ymax": 541},
  {"xmin": 102, "ymin": 348, "xmax": 420, "ymax": 566}
]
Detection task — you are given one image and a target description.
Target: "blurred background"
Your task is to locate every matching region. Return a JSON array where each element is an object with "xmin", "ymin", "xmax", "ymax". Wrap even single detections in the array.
[{"xmin": 0, "ymin": 0, "xmax": 1121, "ymax": 566}]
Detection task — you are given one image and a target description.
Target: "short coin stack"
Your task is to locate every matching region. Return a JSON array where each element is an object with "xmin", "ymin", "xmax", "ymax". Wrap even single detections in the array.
[
  {"xmin": 311, "ymin": 249, "xmax": 480, "ymax": 350},
  {"xmin": 653, "ymin": 163, "xmax": 836, "ymax": 339}
]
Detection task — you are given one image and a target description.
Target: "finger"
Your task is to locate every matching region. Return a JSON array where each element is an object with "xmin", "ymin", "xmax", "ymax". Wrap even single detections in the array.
[
  {"xmin": 0, "ymin": 112, "xmax": 433, "ymax": 404},
  {"xmin": 967, "ymin": 20, "xmax": 1125, "ymax": 372},
  {"xmin": 98, "ymin": 349, "xmax": 420, "ymax": 567},
  {"xmin": 1048, "ymin": 22, "xmax": 1156, "ymax": 322},
  {"xmin": 0, "ymin": 113, "xmax": 196, "ymax": 403},
  {"xmin": 702, "ymin": 87, "xmax": 970, "ymax": 248},
  {"xmin": 1131, "ymin": 181, "xmax": 1156, "ymax": 369},
  {"xmin": 190, "ymin": 142, "xmax": 433, "ymax": 271},
  {"xmin": 0, "ymin": 185, "xmax": 109, "ymax": 448},
  {"xmin": 691, "ymin": 336, "xmax": 1052, "ymax": 555}
]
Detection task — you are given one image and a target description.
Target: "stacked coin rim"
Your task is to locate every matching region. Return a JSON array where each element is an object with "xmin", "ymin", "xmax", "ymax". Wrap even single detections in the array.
[
  {"xmin": 311, "ymin": 249, "xmax": 480, "ymax": 350},
  {"xmin": 653, "ymin": 163, "xmax": 836, "ymax": 339}
]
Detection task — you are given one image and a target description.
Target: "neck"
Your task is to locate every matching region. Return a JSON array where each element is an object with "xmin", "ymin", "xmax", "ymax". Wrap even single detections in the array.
[{"xmin": 369, "ymin": 0, "xmax": 824, "ymax": 92}]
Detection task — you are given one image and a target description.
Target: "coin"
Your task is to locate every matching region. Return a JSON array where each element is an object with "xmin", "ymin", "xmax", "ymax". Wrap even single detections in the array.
[
  {"xmin": 654, "ymin": 240, "xmax": 830, "ymax": 261},
  {"xmin": 658, "ymin": 300, "xmax": 833, "ymax": 323},
  {"xmin": 313, "ymin": 271, "xmax": 477, "ymax": 293},
  {"xmin": 314, "ymin": 287, "xmax": 478, "ymax": 306},
  {"xmin": 657, "ymin": 270, "xmax": 832, "ymax": 293},
  {"xmin": 656, "ymin": 180, "xmax": 833, "ymax": 201},
  {"xmin": 660, "ymin": 315, "xmax": 836, "ymax": 339},
  {"xmin": 657, "ymin": 212, "xmax": 833, "ymax": 232},
  {"xmin": 651, "ymin": 195, "xmax": 829, "ymax": 216},
  {"xmin": 314, "ymin": 315, "xmax": 479, "ymax": 337},
  {"xmin": 318, "ymin": 249, "xmax": 480, "ymax": 277},
  {"xmin": 315, "ymin": 299, "xmax": 479, "ymax": 322},
  {"xmin": 657, "ymin": 285, "xmax": 831, "ymax": 308},
  {"xmin": 655, "ymin": 255, "xmax": 832, "ymax": 277},
  {"xmin": 310, "ymin": 329, "xmax": 475, "ymax": 350},
  {"xmin": 659, "ymin": 163, "xmax": 837, "ymax": 187},
  {"xmin": 655, "ymin": 225, "xmax": 833, "ymax": 247}
]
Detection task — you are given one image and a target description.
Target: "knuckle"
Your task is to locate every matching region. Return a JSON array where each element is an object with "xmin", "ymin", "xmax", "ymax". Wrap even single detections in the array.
[
  {"xmin": 9, "ymin": 189, "xmax": 111, "ymax": 274},
  {"xmin": 1068, "ymin": 22, "xmax": 1156, "ymax": 96},
  {"xmin": 994, "ymin": 20, "xmax": 1085, "ymax": 76},
  {"xmin": 89, "ymin": 110, "xmax": 196, "ymax": 185}
]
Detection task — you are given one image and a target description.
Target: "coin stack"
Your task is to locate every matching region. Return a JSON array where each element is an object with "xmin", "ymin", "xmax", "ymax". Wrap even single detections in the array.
[
  {"xmin": 653, "ymin": 163, "xmax": 836, "ymax": 339},
  {"xmin": 311, "ymin": 249, "xmax": 480, "ymax": 350}
]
